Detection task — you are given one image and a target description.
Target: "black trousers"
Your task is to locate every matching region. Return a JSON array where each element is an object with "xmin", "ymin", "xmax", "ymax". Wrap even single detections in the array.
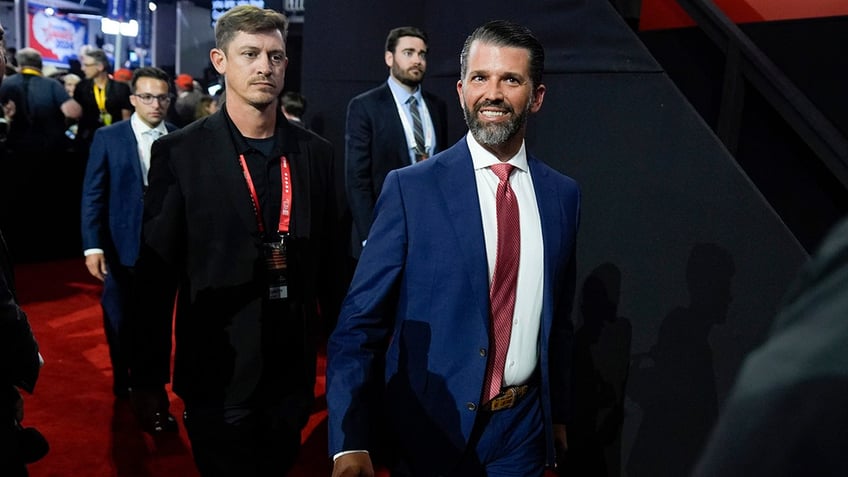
[{"xmin": 183, "ymin": 405, "xmax": 301, "ymax": 477}]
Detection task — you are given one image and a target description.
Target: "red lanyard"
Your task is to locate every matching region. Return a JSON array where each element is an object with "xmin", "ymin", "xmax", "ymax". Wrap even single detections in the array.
[{"xmin": 237, "ymin": 154, "xmax": 292, "ymax": 235}]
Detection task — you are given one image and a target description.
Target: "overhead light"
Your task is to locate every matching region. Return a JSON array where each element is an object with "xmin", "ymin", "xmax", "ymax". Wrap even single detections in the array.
[
  {"xmin": 101, "ymin": 18, "xmax": 139, "ymax": 37},
  {"xmin": 44, "ymin": 7, "xmax": 55, "ymax": 15},
  {"xmin": 148, "ymin": 2, "xmax": 157, "ymax": 12}
]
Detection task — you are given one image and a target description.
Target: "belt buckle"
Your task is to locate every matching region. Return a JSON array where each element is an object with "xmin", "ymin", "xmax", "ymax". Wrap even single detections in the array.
[{"xmin": 490, "ymin": 387, "xmax": 517, "ymax": 411}]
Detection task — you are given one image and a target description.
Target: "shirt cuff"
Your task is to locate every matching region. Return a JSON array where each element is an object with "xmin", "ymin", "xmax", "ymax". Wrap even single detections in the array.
[
  {"xmin": 333, "ymin": 450, "xmax": 369, "ymax": 462},
  {"xmin": 84, "ymin": 248, "xmax": 105, "ymax": 256}
]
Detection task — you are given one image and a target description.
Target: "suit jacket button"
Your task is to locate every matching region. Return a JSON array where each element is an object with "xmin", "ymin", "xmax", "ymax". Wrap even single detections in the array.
[
  {"xmin": 479, "ymin": 348, "xmax": 487, "ymax": 357},
  {"xmin": 466, "ymin": 402, "xmax": 477, "ymax": 411}
]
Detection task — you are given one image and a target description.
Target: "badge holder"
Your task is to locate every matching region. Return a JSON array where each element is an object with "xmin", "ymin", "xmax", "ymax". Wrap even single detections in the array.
[{"xmin": 263, "ymin": 234, "xmax": 288, "ymax": 300}]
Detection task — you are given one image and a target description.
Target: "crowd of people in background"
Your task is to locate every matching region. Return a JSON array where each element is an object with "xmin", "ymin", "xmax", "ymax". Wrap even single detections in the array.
[{"xmin": 0, "ymin": 41, "xmax": 303, "ymax": 264}]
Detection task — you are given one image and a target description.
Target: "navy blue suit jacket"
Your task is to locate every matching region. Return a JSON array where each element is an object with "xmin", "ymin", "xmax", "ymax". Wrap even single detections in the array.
[
  {"xmin": 327, "ymin": 138, "xmax": 580, "ymax": 470},
  {"xmin": 80, "ymin": 119, "xmax": 177, "ymax": 266},
  {"xmin": 344, "ymin": 82, "xmax": 448, "ymax": 258}
]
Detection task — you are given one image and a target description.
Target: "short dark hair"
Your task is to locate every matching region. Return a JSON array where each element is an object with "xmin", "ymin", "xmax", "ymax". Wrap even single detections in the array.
[
  {"xmin": 385, "ymin": 26, "xmax": 428, "ymax": 54},
  {"xmin": 15, "ymin": 48, "xmax": 42, "ymax": 70},
  {"xmin": 460, "ymin": 20, "xmax": 545, "ymax": 89},
  {"xmin": 215, "ymin": 5, "xmax": 288, "ymax": 53},
  {"xmin": 131, "ymin": 66, "xmax": 170, "ymax": 92},
  {"xmin": 83, "ymin": 48, "xmax": 110, "ymax": 70},
  {"xmin": 279, "ymin": 91, "xmax": 306, "ymax": 117}
]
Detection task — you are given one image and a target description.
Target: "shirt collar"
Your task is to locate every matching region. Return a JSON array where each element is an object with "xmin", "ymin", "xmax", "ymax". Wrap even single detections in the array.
[
  {"xmin": 465, "ymin": 132, "xmax": 528, "ymax": 173},
  {"xmin": 130, "ymin": 113, "xmax": 168, "ymax": 136},
  {"xmin": 387, "ymin": 75, "xmax": 422, "ymax": 104}
]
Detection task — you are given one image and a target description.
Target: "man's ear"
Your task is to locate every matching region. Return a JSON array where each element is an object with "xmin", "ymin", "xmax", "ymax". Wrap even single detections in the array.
[
  {"xmin": 530, "ymin": 84, "xmax": 546, "ymax": 113},
  {"xmin": 384, "ymin": 50, "xmax": 394, "ymax": 69},
  {"xmin": 210, "ymin": 48, "xmax": 226, "ymax": 74}
]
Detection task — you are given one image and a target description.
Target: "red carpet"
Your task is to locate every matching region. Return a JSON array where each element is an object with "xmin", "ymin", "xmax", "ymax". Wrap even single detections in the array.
[{"xmin": 15, "ymin": 258, "xmax": 338, "ymax": 477}]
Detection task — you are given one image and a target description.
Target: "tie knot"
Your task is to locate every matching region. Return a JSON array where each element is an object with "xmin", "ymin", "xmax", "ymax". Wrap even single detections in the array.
[
  {"xmin": 146, "ymin": 129, "xmax": 162, "ymax": 138},
  {"xmin": 407, "ymin": 96, "xmax": 419, "ymax": 107},
  {"xmin": 490, "ymin": 163, "xmax": 515, "ymax": 182}
]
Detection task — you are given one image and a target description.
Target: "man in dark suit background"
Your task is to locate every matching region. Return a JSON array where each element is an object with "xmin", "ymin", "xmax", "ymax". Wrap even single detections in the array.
[
  {"xmin": 80, "ymin": 66, "xmax": 177, "ymax": 401},
  {"xmin": 0, "ymin": 21, "xmax": 46, "ymax": 477},
  {"xmin": 127, "ymin": 6, "xmax": 335, "ymax": 476},
  {"xmin": 344, "ymin": 26, "xmax": 448, "ymax": 259},
  {"xmin": 0, "ymin": 47, "xmax": 83, "ymax": 262},
  {"xmin": 328, "ymin": 20, "xmax": 579, "ymax": 477}
]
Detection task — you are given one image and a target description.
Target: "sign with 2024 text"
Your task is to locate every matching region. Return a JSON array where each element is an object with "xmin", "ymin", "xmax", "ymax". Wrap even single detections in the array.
[{"xmin": 28, "ymin": 3, "xmax": 89, "ymax": 67}]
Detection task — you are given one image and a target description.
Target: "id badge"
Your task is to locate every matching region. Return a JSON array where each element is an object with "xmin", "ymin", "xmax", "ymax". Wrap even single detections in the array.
[
  {"xmin": 262, "ymin": 237, "xmax": 288, "ymax": 300},
  {"xmin": 100, "ymin": 112, "xmax": 113, "ymax": 126}
]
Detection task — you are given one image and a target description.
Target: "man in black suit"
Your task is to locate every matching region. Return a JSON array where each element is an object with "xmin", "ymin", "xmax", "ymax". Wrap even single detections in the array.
[
  {"xmin": 345, "ymin": 26, "xmax": 448, "ymax": 259},
  {"xmin": 127, "ymin": 6, "xmax": 335, "ymax": 476},
  {"xmin": 0, "ymin": 22, "xmax": 45, "ymax": 476}
]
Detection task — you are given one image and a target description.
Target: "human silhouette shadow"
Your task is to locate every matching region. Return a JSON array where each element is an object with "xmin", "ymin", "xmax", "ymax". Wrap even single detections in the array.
[
  {"xmin": 567, "ymin": 263, "xmax": 632, "ymax": 477},
  {"xmin": 626, "ymin": 243, "xmax": 735, "ymax": 477},
  {"xmin": 381, "ymin": 320, "xmax": 476, "ymax": 476}
]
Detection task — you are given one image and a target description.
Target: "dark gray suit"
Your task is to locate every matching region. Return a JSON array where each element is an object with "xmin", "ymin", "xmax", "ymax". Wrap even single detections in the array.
[{"xmin": 344, "ymin": 82, "xmax": 447, "ymax": 258}]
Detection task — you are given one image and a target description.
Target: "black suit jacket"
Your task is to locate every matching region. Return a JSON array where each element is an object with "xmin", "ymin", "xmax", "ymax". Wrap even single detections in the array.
[
  {"xmin": 128, "ymin": 108, "xmax": 335, "ymax": 419},
  {"xmin": 345, "ymin": 82, "xmax": 448, "ymax": 258},
  {"xmin": 0, "ymin": 229, "xmax": 40, "ymax": 396},
  {"xmin": 73, "ymin": 78, "xmax": 132, "ymax": 146}
]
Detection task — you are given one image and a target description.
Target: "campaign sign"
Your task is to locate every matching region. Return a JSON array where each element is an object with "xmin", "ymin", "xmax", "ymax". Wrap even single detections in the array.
[{"xmin": 28, "ymin": 4, "xmax": 89, "ymax": 66}]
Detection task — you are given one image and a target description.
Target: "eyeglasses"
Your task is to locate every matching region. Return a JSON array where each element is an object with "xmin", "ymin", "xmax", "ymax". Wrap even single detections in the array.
[
  {"xmin": 82, "ymin": 63, "xmax": 98, "ymax": 67},
  {"xmin": 133, "ymin": 93, "xmax": 172, "ymax": 105}
]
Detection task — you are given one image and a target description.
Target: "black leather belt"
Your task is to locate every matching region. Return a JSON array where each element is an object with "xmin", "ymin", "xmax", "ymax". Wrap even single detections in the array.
[{"xmin": 481, "ymin": 384, "xmax": 531, "ymax": 412}]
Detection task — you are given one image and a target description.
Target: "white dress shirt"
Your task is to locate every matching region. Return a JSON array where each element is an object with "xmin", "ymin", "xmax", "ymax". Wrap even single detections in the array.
[
  {"xmin": 131, "ymin": 113, "xmax": 169, "ymax": 187},
  {"xmin": 387, "ymin": 76, "xmax": 436, "ymax": 164},
  {"xmin": 83, "ymin": 115, "xmax": 169, "ymax": 257},
  {"xmin": 467, "ymin": 132, "xmax": 544, "ymax": 387}
]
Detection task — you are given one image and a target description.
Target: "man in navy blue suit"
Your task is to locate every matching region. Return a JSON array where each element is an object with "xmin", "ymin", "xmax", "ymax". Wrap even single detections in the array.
[
  {"xmin": 344, "ymin": 26, "xmax": 448, "ymax": 259},
  {"xmin": 80, "ymin": 67, "xmax": 177, "ymax": 401},
  {"xmin": 328, "ymin": 20, "xmax": 580, "ymax": 477}
]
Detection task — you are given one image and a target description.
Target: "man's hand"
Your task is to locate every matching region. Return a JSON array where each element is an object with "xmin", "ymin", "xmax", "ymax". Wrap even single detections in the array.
[
  {"xmin": 130, "ymin": 386, "xmax": 178, "ymax": 434},
  {"xmin": 85, "ymin": 253, "xmax": 108, "ymax": 282},
  {"xmin": 2, "ymin": 99, "xmax": 15, "ymax": 121},
  {"xmin": 332, "ymin": 452, "xmax": 375, "ymax": 477}
]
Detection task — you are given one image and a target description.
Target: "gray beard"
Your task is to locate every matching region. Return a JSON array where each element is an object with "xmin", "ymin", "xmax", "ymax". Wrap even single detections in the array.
[{"xmin": 463, "ymin": 100, "xmax": 530, "ymax": 146}]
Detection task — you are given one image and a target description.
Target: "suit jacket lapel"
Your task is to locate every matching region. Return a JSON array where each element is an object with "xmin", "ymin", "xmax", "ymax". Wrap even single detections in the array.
[
  {"xmin": 203, "ymin": 111, "xmax": 259, "ymax": 236},
  {"xmin": 379, "ymin": 84, "xmax": 409, "ymax": 164},
  {"xmin": 423, "ymin": 94, "xmax": 442, "ymax": 153},
  {"xmin": 436, "ymin": 141, "xmax": 490, "ymax": 326},
  {"xmin": 120, "ymin": 121, "xmax": 144, "ymax": 188},
  {"xmin": 278, "ymin": 121, "xmax": 311, "ymax": 238},
  {"xmin": 528, "ymin": 156, "xmax": 563, "ymax": 333}
]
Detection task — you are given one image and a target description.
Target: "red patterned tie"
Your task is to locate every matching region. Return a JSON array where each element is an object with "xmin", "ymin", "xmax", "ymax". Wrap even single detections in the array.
[{"xmin": 483, "ymin": 163, "xmax": 520, "ymax": 402}]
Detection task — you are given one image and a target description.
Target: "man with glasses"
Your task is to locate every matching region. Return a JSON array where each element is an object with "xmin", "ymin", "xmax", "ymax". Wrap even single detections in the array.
[
  {"xmin": 73, "ymin": 48, "xmax": 131, "ymax": 154},
  {"xmin": 81, "ymin": 67, "xmax": 177, "ymax": 404}
]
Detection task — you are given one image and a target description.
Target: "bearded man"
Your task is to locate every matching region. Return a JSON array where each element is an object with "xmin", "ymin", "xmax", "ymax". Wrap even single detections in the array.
[
  {"xmin": 343, "ymin": 26, "xmax": 448, "ymax": 260},
  {"xmin": 328, "ymin": 20, "xmax": 580, "ymax": 477}
]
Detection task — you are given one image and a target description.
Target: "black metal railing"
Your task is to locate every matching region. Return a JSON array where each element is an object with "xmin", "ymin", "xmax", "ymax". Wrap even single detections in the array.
[{"xmin": 675, "ymin": 0, "xmax": 848, "ymax": 190}]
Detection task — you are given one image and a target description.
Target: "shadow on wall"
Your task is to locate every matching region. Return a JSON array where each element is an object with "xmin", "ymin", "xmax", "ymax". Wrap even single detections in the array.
[
  {"xmin": 567, "ymin": 263, "xmax": 632, "ymax": 477},
  {"xmin": 625, "ymin": 243, "xmax": 735, "ymax": 477}
]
